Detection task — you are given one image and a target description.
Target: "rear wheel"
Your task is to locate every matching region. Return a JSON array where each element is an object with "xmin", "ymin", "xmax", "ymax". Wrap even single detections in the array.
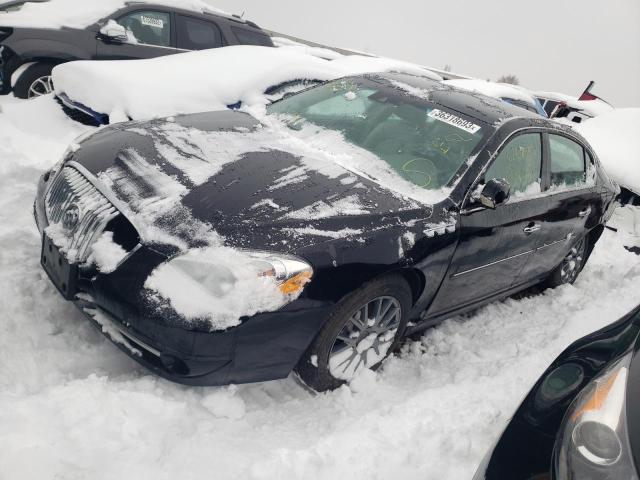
[
  {"xmin": 295, "ymin": 275, "xmax": 411, "ymax": 392},
  {"xmin": 546, "ymin": 236, "xmax": 589, "ymax": 287},
  {"xmin": 13, "ymin": 62, "xmax": 55, "ymax": 99}
]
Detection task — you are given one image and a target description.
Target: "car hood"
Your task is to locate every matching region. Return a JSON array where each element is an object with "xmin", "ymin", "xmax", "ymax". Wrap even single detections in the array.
[{"xmin": 68, "ymin": 110, "xmax": 433, "ymax": 253}]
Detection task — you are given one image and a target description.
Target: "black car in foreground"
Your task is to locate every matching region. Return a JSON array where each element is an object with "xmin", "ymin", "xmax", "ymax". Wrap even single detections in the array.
[
  {"xmin": 0, "ymin": 1, "xmax": 272, "ymax": 98},
  {"xmin": 474, "ymin": 304, "xmax": 640, "ymax": 480},
  {"xmin": 34, "ymin": 73, "xmax": 618, "ymax": 391}
]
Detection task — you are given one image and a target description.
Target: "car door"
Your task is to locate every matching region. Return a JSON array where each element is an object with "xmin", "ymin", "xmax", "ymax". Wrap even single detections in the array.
[
  {"xmin": 528, "ymin": 133, "xmax": 602, "ymax": 274},
  {"xmin": 96, "ymin": 9, "xmax": 182, "ymax": 60},
  {"xmin": 428, "ymin": 132, "xmax": 548, "ymax": 315},
  {"xmin": 175, "ymin": 14, "xmax": 225, "ymax": 51}
]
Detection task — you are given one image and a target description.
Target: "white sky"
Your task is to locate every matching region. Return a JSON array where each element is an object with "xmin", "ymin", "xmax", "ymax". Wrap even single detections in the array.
[{"xmin": 207, "ymin": 0, "xmax": 640, "ymax": 107}]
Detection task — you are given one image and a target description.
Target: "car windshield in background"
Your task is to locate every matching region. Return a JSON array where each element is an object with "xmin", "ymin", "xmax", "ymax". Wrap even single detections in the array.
[{"xmin": 268, "ymin": 79, "xmax": 488, "ymax": 191}]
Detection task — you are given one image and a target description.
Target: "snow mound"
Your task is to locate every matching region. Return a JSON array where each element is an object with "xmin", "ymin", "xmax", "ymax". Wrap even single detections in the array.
[
  {"xmin": 52, "ymin": 45, "xmax": 442, "ymax": 122},
  {"xmin": 0, "ymin": 0, "xmax": 229, "ymax": 29},
  {"xmin": 575, "ymin": 108, "xmax": 640, "ymax": 194}
]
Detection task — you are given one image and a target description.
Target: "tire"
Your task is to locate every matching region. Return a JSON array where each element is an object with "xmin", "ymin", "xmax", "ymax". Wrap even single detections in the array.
[
  {"xmin": 545, "ymin": 236, "xmax": 589, "ymax": 288},
  {"xmin": 13, "ymin": 62, "xmax": 55, "ymax": 99},
  {"xmin": 295, "ymin": 274, "xmax": 412, "ymax": 392}
]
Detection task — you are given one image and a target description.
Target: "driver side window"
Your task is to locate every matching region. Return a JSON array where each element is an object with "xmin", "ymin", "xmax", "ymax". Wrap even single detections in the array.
[
  {"xmin": 118, "ymin": 11, "xmax": 171, "ymax": 47},
  {"xmin": 484, "ymin": 133, "xmax": 542, "ymax": 198}
]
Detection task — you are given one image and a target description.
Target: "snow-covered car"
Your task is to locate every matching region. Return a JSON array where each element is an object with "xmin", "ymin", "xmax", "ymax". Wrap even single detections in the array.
[
  {"xmin": 443, "ymin": 78, "xmax": 548, "ymax": 117},
  {"xmin": 574, "ymin": 108, "xmax": 640, "ymax": 199},
  {"xmin": 474, "ymin": 303, "xmax": 640, "ymax": 480},
  {"xmin": 0, "ymin": 0, "xmax": 273, "ymax": 99},
  {"xmin": 34, "ymin": 73, "xmax": 618, "ymax": 392},
  {"xmin": 52, "ymin": 44, "xmax": 442, "ymax": 126},
  {"xmin": 535, "ymin": 82, "xmax": 614, "ymax": 124}
]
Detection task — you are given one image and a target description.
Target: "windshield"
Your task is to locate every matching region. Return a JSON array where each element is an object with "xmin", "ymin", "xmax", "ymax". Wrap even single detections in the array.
[{"xmin": 267, "ymin": 78, "xmax": 489, "ymax": 192}]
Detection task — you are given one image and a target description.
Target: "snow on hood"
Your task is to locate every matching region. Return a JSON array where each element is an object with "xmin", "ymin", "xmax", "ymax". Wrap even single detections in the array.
[
  {"xmin": 84, "ymin": 112, "xmax": 434, "ymax": 250},
  {"xmin": 0, "ymin": 0, "xmax": 228, "ymax": 29},
  {"xmin": 574, "ymin": 108, "xmax": 640, "ymax": 194},
  {"xmin": 52, "ymin": 45, "xmax": 442, "ymax": 122}
]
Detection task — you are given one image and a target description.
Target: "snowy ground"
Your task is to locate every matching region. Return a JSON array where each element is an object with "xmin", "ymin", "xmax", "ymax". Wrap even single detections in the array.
[{"xmin": 1, "ymin": 95, "xmax": 639, "ymax": 480}]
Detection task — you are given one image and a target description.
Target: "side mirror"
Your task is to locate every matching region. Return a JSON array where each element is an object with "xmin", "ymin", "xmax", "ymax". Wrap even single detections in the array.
[
  {"xmin": 479, "ymin": 178, "xmax": 511, "ymax": 209},
  {"xmin": 99, "ymin": 20, "xmax": 128, "ymax": 43}
]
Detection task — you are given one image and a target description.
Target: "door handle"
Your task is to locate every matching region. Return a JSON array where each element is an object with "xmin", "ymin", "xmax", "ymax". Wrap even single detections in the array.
[
  {"xmin": 523, "ymin": 223, "xmax": 541, "ymax": 234},
  {"xmin": 578, "ymin": 207, "xmax": 592, "ymax": 218}
]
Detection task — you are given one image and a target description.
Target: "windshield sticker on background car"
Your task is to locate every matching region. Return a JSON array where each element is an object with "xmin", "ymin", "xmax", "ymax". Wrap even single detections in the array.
[
  {"xmin": 141, "ymin": 16, "xmax": 164, "ymax": 29},
  {"xmin": 428, "ymin": 109, "xmax": 481, "ymax": 134}
]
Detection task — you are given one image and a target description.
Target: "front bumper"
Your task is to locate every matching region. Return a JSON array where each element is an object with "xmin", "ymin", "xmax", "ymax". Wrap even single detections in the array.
[{"xmin": 35, "ymin": 170, "xmax": 331, "ymax": 386}]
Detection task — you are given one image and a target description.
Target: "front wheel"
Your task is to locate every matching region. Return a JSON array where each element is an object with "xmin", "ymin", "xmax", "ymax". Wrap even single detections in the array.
[
  {"xmin": 295, "ymin": 274, "xmax": 412, "ymax": 392},
  {"xmin": 13, "ymin": 62, "xmax": 55, "ymax": 99},
  {"xmin": 545, "ymin": 236, "xmax": 589, "ymax": 288}
]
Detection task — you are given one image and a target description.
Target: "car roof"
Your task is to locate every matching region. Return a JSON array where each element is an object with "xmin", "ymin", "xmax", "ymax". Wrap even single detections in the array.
[{"xmin": 372, "ymin": 72, "xmax": 541, "ymax": 125}]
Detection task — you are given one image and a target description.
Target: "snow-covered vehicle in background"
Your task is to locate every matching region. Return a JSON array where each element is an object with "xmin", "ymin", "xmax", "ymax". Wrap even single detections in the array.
[
  {"xmin": 535, "ymin": 81, "xmax": 614, "ymax": 124},
  {"xmin": 34, "ymin": 73, "xmax": 618, "ymax": 392},
  {"xmin": 52, "ymin": 45, "xmax": 443, "ymax": 125},
  {"xmin": 443, "ymin": 78, "xmax": 548, "ymax": 117},
  {"xmin": 575, "ymin": 108, "xmax": 640, "ymax": 254},
  {"xmin": 0, "ymin": 0, "xmax": 273, "ymax": 99}
]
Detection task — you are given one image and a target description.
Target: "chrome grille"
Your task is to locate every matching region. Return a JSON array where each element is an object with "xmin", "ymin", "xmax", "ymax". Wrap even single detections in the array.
[{"xmin": 45, "ymin": 166, "xmax": 119, "ymax": 263}]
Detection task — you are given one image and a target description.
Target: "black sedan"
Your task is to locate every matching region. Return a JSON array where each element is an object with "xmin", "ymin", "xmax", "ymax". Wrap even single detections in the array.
[
  {"xmin": 474, "ymin": 304, "xmax": 640, "ymax": 480},
  {"xmin": 34, "ymin": 73, "xmax": 618, "ymax": 391}
]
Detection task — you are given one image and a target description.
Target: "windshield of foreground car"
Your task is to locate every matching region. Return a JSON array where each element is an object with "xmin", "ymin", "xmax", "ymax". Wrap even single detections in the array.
[{"xmin": 267, "ymin": 78, "xmax": 489, "ymax": 191}]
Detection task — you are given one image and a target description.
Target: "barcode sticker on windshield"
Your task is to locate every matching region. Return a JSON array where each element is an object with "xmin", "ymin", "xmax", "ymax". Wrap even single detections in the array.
[
  {"xmin": 428, "ymin": 109, "xmax": 481, "ymax": 134},
  {"xmin": 141, "ymin": 16, "xmax": 164, "ymax": 29}
]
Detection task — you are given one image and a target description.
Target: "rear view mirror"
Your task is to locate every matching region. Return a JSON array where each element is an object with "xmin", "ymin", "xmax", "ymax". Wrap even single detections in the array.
[
  {"xmin": 479, "ymin": 178, "xmax": 511, "ymax": 209},
  {"xmin": 100, "ymin": 20, "xmax": 128, "ymax": 43}
]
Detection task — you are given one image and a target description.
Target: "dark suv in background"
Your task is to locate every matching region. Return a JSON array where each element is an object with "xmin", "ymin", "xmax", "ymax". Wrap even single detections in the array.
[{"xmin": 0, "ymin": 1, "xmax": 273, "ymax": 98}]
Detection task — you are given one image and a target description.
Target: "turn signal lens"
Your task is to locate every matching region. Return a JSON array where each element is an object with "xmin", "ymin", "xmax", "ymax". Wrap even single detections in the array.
[{"xmin": 279, "ymin": 271, "xmax": 313, "ymax": 295}]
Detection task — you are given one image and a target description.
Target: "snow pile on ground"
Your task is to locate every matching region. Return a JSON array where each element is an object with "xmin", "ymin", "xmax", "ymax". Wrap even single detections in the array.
[
  {"xmin": 575, "ymin": 108, "xmax": 640, "ymax": 195},
  {"xmin": 52, "ymin": 45, "xmax": 441, "ymax": 122},
  {"xmin": 1, "ymin": 95, "xmax": 640, "ymax": 480},
  {"xmin": 0, "ymin": 0, "xmax": 228, "ymax": 29}
]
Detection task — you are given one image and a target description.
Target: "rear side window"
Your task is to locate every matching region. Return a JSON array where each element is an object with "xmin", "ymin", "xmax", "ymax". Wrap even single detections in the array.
[
  {"xmin": 485, "ymin": 133, "xmax": 543, "ymax": 197},
  {"xmin": 176, "ymin": 15, "xmax": 223, "ymax": 50},
  {"xmin": 231, "ymin": 27, "xmax": 273, "ymax": 46},
  {"xmin": 118, "ymin": 11, "xmax": 171, "ymax": 47},
  {"xmin": 549, "ymin": 135, "xmax": 587, "ymax": 187}
]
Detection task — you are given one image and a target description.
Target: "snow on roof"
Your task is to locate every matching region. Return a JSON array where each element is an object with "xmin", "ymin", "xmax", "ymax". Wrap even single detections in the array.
[
  {"xmin": 0, "ymin": 0, "xmax": 230, "ymax": 29},
  {"xmin": 574, "ymin": 108, "xmax": 640, "ymax": 195},
  {"xmin": 444, "ymin": 79, "xmax": 539, "ymax": 107},
  {"xmin": 52, "ymin": 45, "xmax": 442, "ymax": 122}
]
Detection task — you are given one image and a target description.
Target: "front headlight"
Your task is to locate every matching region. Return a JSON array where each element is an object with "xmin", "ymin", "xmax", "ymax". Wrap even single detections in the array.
[
  {"xmin": 144, "ymin": 247, "xmax": 313, "ymax": 328},
  {"xmin": 555, "ymin": 352, "xmax": 638, "ymax": 479}
]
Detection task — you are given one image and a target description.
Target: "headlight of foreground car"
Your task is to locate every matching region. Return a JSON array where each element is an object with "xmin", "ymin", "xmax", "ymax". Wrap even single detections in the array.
[
  {"xmin": 166, "ymin": 249, "xmax": 313, "ymax": 300},
  {"xmin": 555, "ymin": 352, "xmax": 638, "ymax": 479}
]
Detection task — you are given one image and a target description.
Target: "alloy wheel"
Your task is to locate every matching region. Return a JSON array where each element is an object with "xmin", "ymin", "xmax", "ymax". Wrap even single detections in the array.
[
  {"xmin": 328, "ymin": 295, "xmax": 402, "ymax": 381},
  {"xmin": 560, "ymin": 237, "xmax": 587, "ymax": 284},
  {"xmin": 27, "ymin": 75, "xmax": 54, "ymax": 99}
]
